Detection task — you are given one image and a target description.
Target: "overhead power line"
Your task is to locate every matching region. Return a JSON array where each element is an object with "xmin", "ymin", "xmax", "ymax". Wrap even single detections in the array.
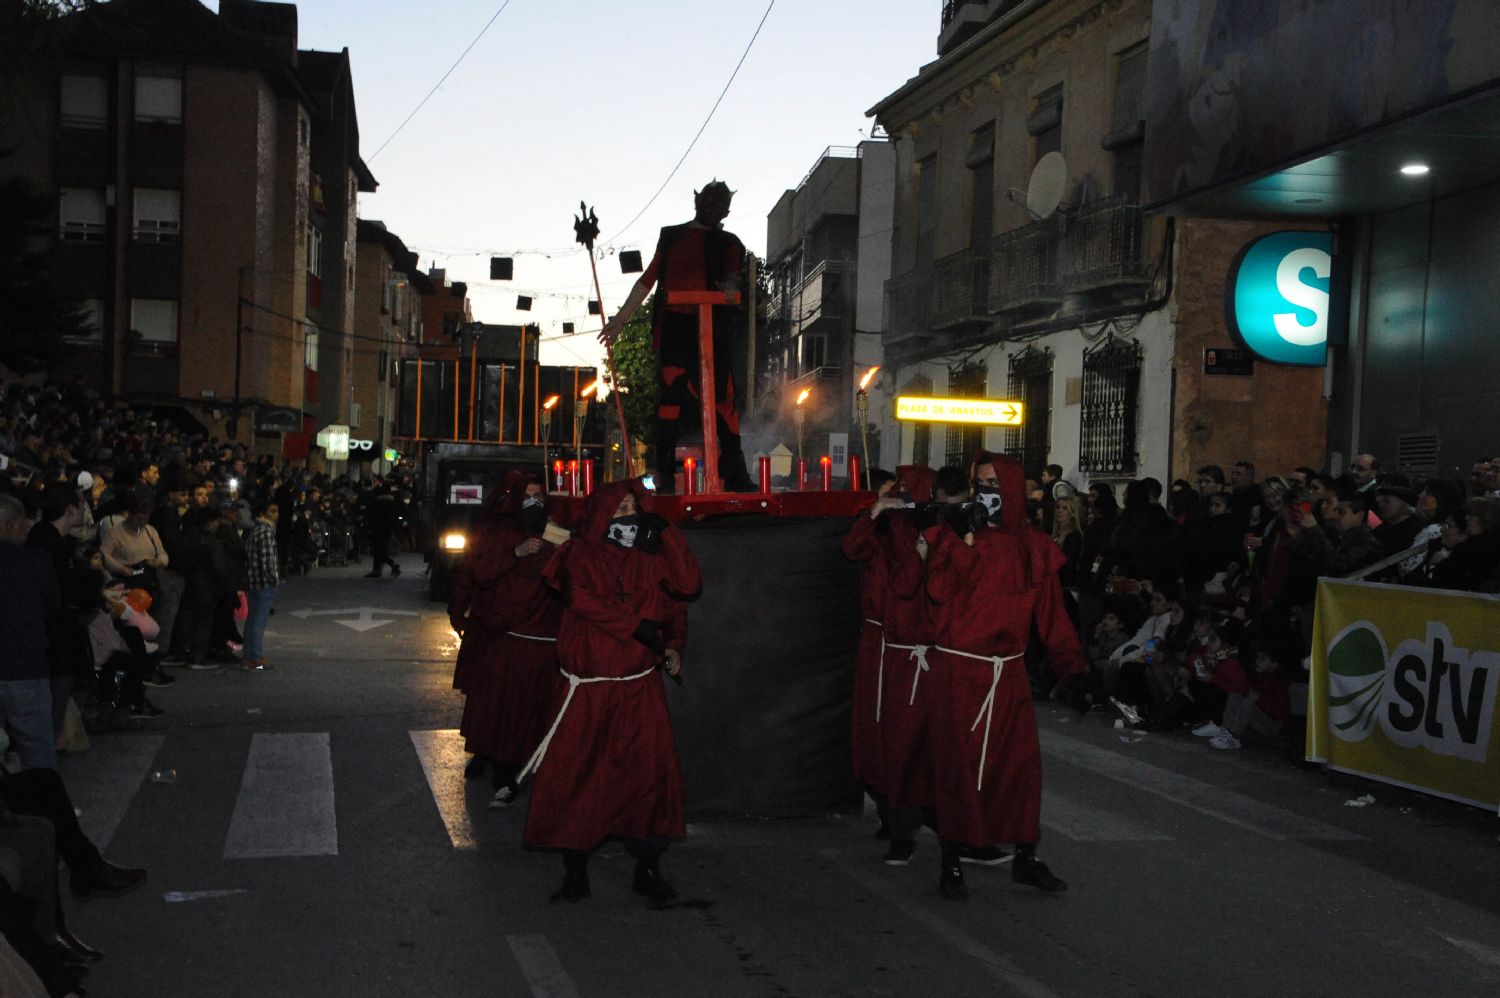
[
  {"xmin": 604, "ymin": 0, "xmax": 776, "ymax": 246},
  {"xmin": 368, "ymin": 0, "xmax": 516, "ymax": 161}
]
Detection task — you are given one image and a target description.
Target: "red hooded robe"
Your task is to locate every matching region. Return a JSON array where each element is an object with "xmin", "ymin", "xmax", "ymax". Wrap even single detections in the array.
[
  {"xmin": 923, "ymin": 453, "xmax": 1084, "ymax": 846},
  {"xmin": 522, "ymin": 479, "xmax": 702, "ymax": 850},
  {"xmin": 449, "ymin": 471, "xmax": 565, "ymax": 767}
]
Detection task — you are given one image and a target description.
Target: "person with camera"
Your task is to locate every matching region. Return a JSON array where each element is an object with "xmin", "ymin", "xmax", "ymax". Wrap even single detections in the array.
[
  {"xmin": 521, "ymin": 479, "xmax": 701, "ymax": 908},
  {"xmin": 921, "ymin": 452, "xmax": 1084, "ymax": 901}
]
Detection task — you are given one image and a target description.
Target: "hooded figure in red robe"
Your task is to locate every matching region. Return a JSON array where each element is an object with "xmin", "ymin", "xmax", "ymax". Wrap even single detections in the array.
[
  {"xmin": 448, "ymin": 471, "xmax": 564, "ymax": 805},
  {"xmin": 923, "ymin": 451, "xmax": 1085, "ymax": 900},
  {"xmin": 521, "ymin": 478, "xmax": 701, "ymax": 906}
]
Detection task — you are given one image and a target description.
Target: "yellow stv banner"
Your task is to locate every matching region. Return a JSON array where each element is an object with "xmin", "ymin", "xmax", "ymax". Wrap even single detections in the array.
[{"xmin": 1309, "ymin": 579, "xmax": 1500, "ymax": 811}]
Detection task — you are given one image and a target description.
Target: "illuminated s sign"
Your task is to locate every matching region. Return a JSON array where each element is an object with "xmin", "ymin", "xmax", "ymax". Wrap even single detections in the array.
[
  {"xmin": 1227, "ymin": 232, "xmax": 1333, "ymax": 366},
  {"xmin": 895, "ymin": 396, "xmax": 1023, "ymax": 426}
]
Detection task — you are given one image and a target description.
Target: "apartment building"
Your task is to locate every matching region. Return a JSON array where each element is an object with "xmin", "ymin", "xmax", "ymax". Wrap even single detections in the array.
[{"xmin": 353, "ymin": 219, "xmax": 427, "ymax": 469}]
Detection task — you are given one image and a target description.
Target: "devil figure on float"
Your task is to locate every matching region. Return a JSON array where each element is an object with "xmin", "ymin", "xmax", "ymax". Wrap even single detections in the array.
[{"xmin": 601, "ymin": 181, "xmax": 756, "ymax": 492}]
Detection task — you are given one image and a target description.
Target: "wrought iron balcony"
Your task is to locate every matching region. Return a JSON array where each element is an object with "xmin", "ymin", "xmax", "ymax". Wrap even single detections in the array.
[
  {"xmin": 1060, "ymin": 196, "xmax": 1149, "ymax": 292},
  {"xmin": 930, "ymin": 247, "xmax": 992, "ymax": 330},
  {"xmin": 883, "ymin": 268, "xmax": 932, "ymax": 341},
  {"xmin": 989, "ymin": 218, "xmax": 1061, "ymax": 312}
]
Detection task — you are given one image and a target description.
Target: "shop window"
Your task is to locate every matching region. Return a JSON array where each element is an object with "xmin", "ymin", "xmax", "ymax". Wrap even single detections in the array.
[
  {"xmin": 59, "ymin": 187, "xmax": 106, "ymax": 242},
  {"xmin": 132, "ymin": 188, "xmax": 180, "ymax": 243},
  {"xmin": 60, "ymin": 75, "xmax": 107, "ymax": 128},
  {"xmin": 1078, "ymin": 335, "xmax": 1141, "ymax": 477},
  {"xmin": 134, "ymin": 75, "xmax": 181, "ymax": 123}
]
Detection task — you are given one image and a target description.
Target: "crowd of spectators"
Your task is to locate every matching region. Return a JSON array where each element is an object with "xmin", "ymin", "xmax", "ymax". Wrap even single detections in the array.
[
  {"xmin": 0, "ymin": 378, "xmax": 417, "ymax": 994},
  {"xmin": 1025, "ymin": 452, "xmax": 1500, "ymax": 754}
]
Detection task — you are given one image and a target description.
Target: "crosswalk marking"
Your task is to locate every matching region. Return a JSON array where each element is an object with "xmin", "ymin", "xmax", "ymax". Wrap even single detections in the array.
[
  {"xmin": 224, "ymin": 732, "xmax": 339, "ymax": 859},
  {"xmin": 1041, "ymin": 790, "xmax": 1175, "ymax": 842},
  {"xmin": 64, "ymin": 733, "xmax": 167, "ymax": 852},
  {"xmin": 1040, "ymin": 729, "xmax": 1364, "ymax": 841},
  {"xmin": 409, "ymin": 729, "xmax": 479, "ymax": 850},
  {"xmin": 507, "ymin": 934, "xmax": 584, "ymax": 998}
]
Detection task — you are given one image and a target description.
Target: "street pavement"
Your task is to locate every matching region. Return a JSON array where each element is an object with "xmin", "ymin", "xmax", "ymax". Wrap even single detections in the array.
[{"xmin": 55, "ymin": 552, "xmax": 1500, "ymax": 997}]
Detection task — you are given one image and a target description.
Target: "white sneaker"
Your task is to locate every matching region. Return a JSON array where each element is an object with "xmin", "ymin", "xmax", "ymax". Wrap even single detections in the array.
[
  {"xmin": 1192, "ymin": 722, "xmax": 1223, "ymax": 738},
  {"xmin": 1109, "ymin": 697, "xmax": 1142, "ymax": 726},
  {"xmin": 1210, "ymin": 732, "xmax": 1241, "ymax": 750},
  {"xmin": 488, "ymin": 785, "xmax": 518, "ymax": 809}
]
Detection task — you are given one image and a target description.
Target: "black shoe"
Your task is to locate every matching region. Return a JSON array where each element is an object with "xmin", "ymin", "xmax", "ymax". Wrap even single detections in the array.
[
  {"xmin": 1011, "ymin": 853, "xmax": 1067, "ymax": 893},
  {"xmin": 391, "ymin": 565, "xmax": 401, "ymax": 576},
  {"xmin": 127, "ymin": 701, "xmax": 165, "ymax": 720},
  {"xmin": 365, "ymin": 570, "xmax": 382, "ymax": 578},
  {"xmin": 70, "ymin": 859, "xmax": 147, "ymax": 898},
  {"xmin": 939, "ymin": 862, "xmax": 968, "ymax": 901},
  {"xmin": 632, "ymin": 860, "xmax": 680, "ymax": 908},
  {"xmin": 463, "ymin": 756, "xmax": 490, "ymax": 781},
  {"xmin": 957, "ymin": 845, "xmax": 1010, "ymax": 866},
  {"xmin": 874, "ymin": 821, "xmax": 891, "ymax": 841},
  {"xmin": 142, "ymin": 669, "xmax": 176, "ymax": 688},
  {"xmin": 883, "ymin": 840, "xmax": 915, "ymax": 866},
  {"xmin": 56, "ymin": 928, "xmax": 104, "ymax": 962},
  {"xmin": 208, "ymin": 648, "xmax": 240, "ymax": 664},
  {"xmin": 549, "ymin": 869, "xmax": 591, "ymax": 903}
]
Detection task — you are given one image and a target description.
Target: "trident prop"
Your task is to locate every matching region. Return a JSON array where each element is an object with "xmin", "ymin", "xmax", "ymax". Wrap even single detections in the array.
[{"xmin": 574, "ymin": 203, "xmax": 632, "ymax": 478}]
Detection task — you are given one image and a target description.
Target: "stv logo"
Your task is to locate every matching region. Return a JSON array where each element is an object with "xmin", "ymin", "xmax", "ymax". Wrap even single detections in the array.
[{"xmin": 1326, "ymin": 621, "xmax": 1499, "ymax": 763}]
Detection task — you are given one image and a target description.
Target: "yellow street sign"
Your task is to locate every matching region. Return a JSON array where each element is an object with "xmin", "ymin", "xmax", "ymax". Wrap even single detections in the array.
[{"xmin": 894, "ymin": 396, "xmax": 1024, "ymax": 426}]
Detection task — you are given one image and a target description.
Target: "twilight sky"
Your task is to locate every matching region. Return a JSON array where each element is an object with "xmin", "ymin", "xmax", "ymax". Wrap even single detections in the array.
[{"xmin": 239, "ymin": 0, "xmax": 935, "ymax": 367}]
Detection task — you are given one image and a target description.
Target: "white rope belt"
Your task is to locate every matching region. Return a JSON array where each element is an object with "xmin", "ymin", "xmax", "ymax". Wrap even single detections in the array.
[
  {"xmin": 877, "ymin": 638, "xmax": 931, "ymax": 722},
  {"xmin": 514, "ymin": 664, "xmax": 655, "ymax": 784},
  {"xmin": 505, "ymin": 631, "xmax": 557, "ymax": 642},
  {"xmin": 934, "ymin": 646, "xmax": 1027, "ymax": 792}
]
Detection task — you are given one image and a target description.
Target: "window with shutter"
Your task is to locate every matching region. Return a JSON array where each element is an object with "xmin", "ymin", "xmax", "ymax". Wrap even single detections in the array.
[
  {"xmin": 132, "ymin": 188, "xmax": 180, "ymax": 243},
  {"xmin": 60, "ymin": 76, "xmax": 107, "ymax": 128},
  {"xmin": 134, "ymin": 76, "xmax": 182, "ymax": 123},
  {"xmin": 59, "ymin": 188, "xmax": 106, "ymax": 242}
]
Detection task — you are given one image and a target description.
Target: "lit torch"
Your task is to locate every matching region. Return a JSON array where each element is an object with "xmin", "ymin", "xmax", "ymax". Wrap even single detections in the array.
[
  {"xmin": 857, "ymin": 366, "xmax": 879, "ymax": 491},
  {"xmin": 541, "ymin": 394, "xmax": 560, "ymax": 486},
  {"xmin": 576, "ymin": 379, "xmax": 599, "ymax": 474},
  {"xmin": 795, "ymin": 387, "xmax": 811, "ymax": 467}
]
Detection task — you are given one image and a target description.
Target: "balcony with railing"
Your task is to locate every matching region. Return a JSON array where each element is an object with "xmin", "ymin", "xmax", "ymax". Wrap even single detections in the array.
[
  {"xmin": 883, "ymin": 268, "xmax": 933, "ymax": 348},
  {"xmin": 989, "ymin": 218, "xmax": 1061, "ymax": 312},
  {"xmin": 930, "ymin": 247, "xmax": 991, "ymax": 330},
  {"xmin": 1060, "ymin": 196, "xmax": 1150, "ymax": 292},
  {"xmin": 939, "ymin": 1, "xmax": 989, "ymax": 55}
]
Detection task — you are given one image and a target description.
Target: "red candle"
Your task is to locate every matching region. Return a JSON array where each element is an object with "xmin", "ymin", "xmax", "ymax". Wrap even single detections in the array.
[
  {"xmin": 552, "ymin": 459, "xmax": 564, "ymax": 493},
  {"xmin": 567, "ymin": 459, "xmax": 579, "ymax": 497},
  {"xmin": 848, "ymin": 454, "xmax": 861, "ymax": 491},
  {"xmin": 797, "ymin": 458, "xmax": 808, "ymax": 492},
  {"xmin": 581, "ymin": 459, "xmax": 595, "ymax": 496},
  {"xmin": 758, "ymin": 455, "xmax": 771, "ymax": 494},
  {"xmin": 683, "ymin": 457, "xmax": 698, "ymax": 496},
  {"xmin": 820, "ymin": 455, "xmax": 832, "ymax": 492}
]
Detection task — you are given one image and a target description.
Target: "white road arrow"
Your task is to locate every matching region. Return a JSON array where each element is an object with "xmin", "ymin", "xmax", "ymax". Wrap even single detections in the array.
[{"xmin": 289, "ymin": 606, "xmax": 422, "ymax": 632}]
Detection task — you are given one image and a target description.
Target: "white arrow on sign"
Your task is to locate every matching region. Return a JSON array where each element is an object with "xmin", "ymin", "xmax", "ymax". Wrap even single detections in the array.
[{"xmin": 290, "ymin": 606, "xmax": 423, "ymax": 633}]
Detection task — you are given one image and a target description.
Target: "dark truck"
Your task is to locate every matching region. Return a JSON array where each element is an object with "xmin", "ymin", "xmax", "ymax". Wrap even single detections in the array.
[{"xmin": 394, "ymin": 322, "xmax": 608, "ymax": 601}]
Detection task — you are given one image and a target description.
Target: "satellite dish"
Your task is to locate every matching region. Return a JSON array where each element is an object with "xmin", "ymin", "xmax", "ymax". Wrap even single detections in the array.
[{"xmin": 1025, "ymin": 152, "xmax": 1067, "ymax": 220}]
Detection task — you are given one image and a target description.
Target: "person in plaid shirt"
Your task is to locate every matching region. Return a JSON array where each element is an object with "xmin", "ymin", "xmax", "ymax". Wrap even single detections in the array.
[{"xmin": 244, "ymin": 498, "xmax": 280, "ymax": 670}]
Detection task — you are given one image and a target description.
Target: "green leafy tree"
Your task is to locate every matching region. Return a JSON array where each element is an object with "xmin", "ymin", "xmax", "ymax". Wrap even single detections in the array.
[
  {"xmin": 0, "ymin": 175, "xmax": 88, "ymax": 374},
  {"xmin": 609, "ymin": 293, "xmax": 658, "ymax": 446}
]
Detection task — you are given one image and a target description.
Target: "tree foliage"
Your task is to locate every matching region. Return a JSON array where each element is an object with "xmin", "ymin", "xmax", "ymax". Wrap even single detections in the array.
[
  {"xmin": 0, "ymin": 175, "xmax": 88, "ymax": 374},
  {"xmin": 609, "ymin": 293, "xmax": 658, "ymax": 446}
]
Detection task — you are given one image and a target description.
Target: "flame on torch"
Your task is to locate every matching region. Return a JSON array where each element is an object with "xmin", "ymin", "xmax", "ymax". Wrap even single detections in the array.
[
  {"xmin": 580, "ymin": 380, "xmax": 600, "ymax": 399},
  {"xmin": 859, "ymin": 366, "xmax": 880, "ymax": 392},
  {"xmin": 796, "ymin": 388, "xmax": 811, "ymax": 407},
  {"xmin": 542, "ymin": 394, "xmax": 561, "ymax": 411}
]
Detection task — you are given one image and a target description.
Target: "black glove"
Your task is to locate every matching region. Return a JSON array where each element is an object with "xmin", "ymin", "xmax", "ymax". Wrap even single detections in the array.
[
  {"xmin": 635, "ymin": 512, "xmax": 669, "ymax": 554},
  {"xmin": 633, "ymin": 619, "xmax": 667, "ymax": 656}
]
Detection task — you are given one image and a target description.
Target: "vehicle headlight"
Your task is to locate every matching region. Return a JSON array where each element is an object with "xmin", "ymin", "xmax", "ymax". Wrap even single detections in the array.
[{"xmin": 441, "ymin": 532, "xmax": 466, "ymax": 551}]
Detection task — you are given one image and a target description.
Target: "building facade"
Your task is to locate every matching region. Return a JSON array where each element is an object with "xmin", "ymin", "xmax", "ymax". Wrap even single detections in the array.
[
  {"xmin": 352, "ymin": 219, "xmax": 426, "ymax": 470},
  {"xmin": 866, "ymin": 0, "xmax": 1326, "ymax": 489},
  {"xmin": 0, "ymin": 0, "xmax": 376, "ymax": 462}
]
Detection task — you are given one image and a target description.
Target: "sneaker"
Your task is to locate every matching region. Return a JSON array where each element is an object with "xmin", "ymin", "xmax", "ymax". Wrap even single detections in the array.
[
  {"xmin": 159, "ymin": 654, "xmax": 188, "ymax": 668},
  {"xmin": 142, "ymin": 669, "xmax": 176, "ymax": 688},
  {"xmin": 1210, "ymin": 731, "xmax": 1242, "ymax": 750},
  {"xmin": 1012, "ymin": 853, "xmax": 1067, "ymax": 893},
  {"xmin": 488, "ymin": 785, "xmax": 518, "ymax": 809},
  {"xmin": 957, "ymin": 845, "xmax": 1011, "ymax": 866},
  {"xmin": 1109, "ymin": 696, "xmax": 1142, "ymax": 726},
  {"xmin": 1192, "ymin": 721, "xmax": 1223, "ymax": 738},
  {"xmin": 188, "ymin": 661, "xmax": 221, "ymax": 671},
  {"xmin": 882, "ymin": 841, "xmax": 915, "ymax": 866},
  {"xmin": 128, "ymin": 702, "xmax": 166, "ymax": 720},
  {"xmin": 243, "ymin": 659, "xmax": 275, "ymax": 672}
]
